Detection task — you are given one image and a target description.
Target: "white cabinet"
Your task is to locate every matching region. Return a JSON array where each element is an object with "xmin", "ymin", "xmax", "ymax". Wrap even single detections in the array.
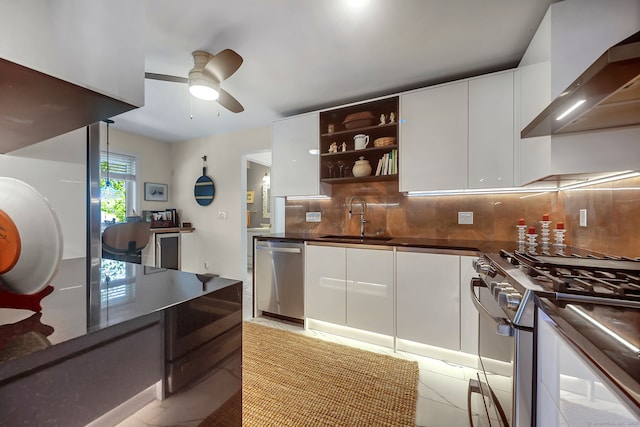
[
  {"xmin": 396, "ymin": 251, "xmax": 461, "ymax": 351},
  {"xmin": 180, "ymin": 232, "xmax": 195, "ymax": 273},
  {"xmin": 0, "ymin": 0, "xmax": 144, "ymax": 106},
  {"xmin": 400, "ymin": 81, "xmax": 469, "ymax": 192},
  {"xmin": 271, "ymin": 113, "xmax": 320, "ymax": 197},
  {"xmin": 468, "ymin": 71, "xmax": 515, "ymax": 188},
  {"xmin": 537, "ymin": 309, "xmax": 639, "ymax": 426},
  {"xmin": 517, "ymin": 1, "xmax": 640, "ymax": 185},
  {"xmin": 346, "ymin": 247, "xmax": 394, "ymax": 336},
  {"xmin": 305, "ymin": 245, "xmax": 346, "ymax": 325},
  {"xmin": 459, "ymin": 256, "xmax": 479, "ymax": 355},
  {"xmin": 396, "ymin": 251, "xmax": 478, "ymax": 354},
  {"xmin": 305, "ymin": 244, "xmax": 394, "ymax": 336}
]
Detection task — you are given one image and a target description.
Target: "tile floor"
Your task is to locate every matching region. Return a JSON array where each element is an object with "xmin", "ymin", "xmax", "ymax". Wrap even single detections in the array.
[{"xmin": 115, "ymin": 315, "xmax": 481, "ymax": 427}]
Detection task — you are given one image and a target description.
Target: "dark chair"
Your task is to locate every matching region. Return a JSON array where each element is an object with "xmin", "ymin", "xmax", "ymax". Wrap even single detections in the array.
[{"xmin": 101, "ymin": 222, "xmax": 152, "ymax": 263}]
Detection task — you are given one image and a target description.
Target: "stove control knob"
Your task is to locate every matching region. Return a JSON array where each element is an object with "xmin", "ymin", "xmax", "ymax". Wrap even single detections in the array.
[
  {"xmin": 491, "ymin": 282, "xmax": 512, "ymax": 298},
  {"xmin": 498, "ymin": 291, "xmax": 522, "ymax": 311}
]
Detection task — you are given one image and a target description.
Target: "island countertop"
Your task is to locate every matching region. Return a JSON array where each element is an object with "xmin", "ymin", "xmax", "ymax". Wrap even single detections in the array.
[{"xmin": 0, "ymin": 257, "xmax": 241, "ymax": 370}]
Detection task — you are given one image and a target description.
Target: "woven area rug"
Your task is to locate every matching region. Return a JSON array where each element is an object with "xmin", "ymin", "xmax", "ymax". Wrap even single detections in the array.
[{"xmin": 199, "ymin": 321, "xmax": 419, "ymax": 427}]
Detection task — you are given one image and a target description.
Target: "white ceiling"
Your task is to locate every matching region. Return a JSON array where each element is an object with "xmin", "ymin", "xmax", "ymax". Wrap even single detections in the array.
[{"xmin": 113, "ymin": 0, "xmax": 558, "ymax": 143}]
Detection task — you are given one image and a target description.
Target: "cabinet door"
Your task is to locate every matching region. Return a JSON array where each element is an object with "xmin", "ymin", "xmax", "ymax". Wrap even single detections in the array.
[
  {"xmin": 396, "ymin": 252, "xmax": 460, "ymax": 351},
  {"xmin": 271, "ymin": 113, "xmax": 320, "ymax": 197},
  {"xmin": 400, "ymin": 81, "xmax": 468, "ymax": 192},
  {"xmin": 468, "ymin": 72, "xmax": 514, "ymax": 188},
  {"xmin": 0, "ymin": 1, "xmax": 144, "ymax": 107},
  {"xmin": 180, "ymin": 233, "xmax": 195, "ymax": 273},
  {"xmin": 459, "ymin": 256, "xmax": 478, "ymax": 355},
  {"xmin": 346, "ymin": 247, "xmax": 394, "ymax": 336},
  {"xmin": 305, "ymin": 245, "xmax": 346, "ymax": 325}
]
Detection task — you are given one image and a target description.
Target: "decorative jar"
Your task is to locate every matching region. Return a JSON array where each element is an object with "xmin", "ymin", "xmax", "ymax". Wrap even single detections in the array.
[{"xmin": 352, "ymin": 156, "xmax": 372, "ymax": 177}]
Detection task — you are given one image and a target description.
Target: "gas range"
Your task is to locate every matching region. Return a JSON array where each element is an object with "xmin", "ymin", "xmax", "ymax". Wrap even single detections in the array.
[{"xmin": 476, "ymin": 248, "xmax": 640, "ymax": 305}]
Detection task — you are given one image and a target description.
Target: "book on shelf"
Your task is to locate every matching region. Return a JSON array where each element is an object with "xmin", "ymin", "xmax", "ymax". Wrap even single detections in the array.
[{"xmin": 374, "ymin": 149, "xmax": 398, "ymax": 176}]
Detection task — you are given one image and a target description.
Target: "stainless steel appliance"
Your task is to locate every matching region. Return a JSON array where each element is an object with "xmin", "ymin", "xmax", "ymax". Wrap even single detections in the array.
[
  {"xmin": 522, "ymin": 30, "xmax": 640, "ymax": 138},
  {"xmin": 165, "ymin": 280, "xmax": 242, "ymax": 394},
  {"xmin": 468, "ymin": 247, "xmax": 640, "ymax": 426},
  {"xmin": 254, "ymin": 239, "xmax": 304, "ymax": 322}
]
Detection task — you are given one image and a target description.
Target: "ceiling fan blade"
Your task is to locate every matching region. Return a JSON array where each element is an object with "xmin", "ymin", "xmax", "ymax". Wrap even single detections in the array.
[
  {"xmin": 203, "ymin": 49, "xmax": 243, "ymax": 82},
  {"xmin": 145, "ymin": 72, "xmax": 188, "ymax": 84},
  {"xmin": 218, "ymin": 88, "xmax": 244, "ymax": 113}
]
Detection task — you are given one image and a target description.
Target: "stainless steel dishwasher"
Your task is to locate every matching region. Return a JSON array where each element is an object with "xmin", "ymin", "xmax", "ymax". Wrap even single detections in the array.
[{"xmin": 254, "ymin": 239, "xmax": 304, "ymax": 321}]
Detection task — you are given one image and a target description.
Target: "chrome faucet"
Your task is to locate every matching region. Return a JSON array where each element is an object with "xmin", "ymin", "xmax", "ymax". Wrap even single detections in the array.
[{"xmin": 348, "ymin": 196, "xmax": 367, "ymax": 237}]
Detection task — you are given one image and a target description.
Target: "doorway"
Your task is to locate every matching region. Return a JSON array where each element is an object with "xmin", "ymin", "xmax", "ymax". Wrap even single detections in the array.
[{"xmin": 241, "ymin": 150, "xmax": 271, "ymax": 320}]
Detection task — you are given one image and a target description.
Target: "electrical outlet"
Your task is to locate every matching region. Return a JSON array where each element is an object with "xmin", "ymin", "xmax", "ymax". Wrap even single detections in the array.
[
  {"xmin": 458, "ymin": 212, "xmax": 473, "ymax": 225},
  {"xmin": 306, "ymin": 212, "xmax": 321, "ymax": 222},
  {"xmin": 217, "ymin": 211, "xmax": 227, "ymax": 220},
  {"xmin": 579, "ymin": 209, "xmax": 587, "ymax": 227}
]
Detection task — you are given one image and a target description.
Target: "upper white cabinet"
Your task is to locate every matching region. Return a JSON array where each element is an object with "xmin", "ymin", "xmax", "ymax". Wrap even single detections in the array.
[
  {"xmin": 271, "ymin": 112, "xmax": 320, "ymax": 197},
  {"xmin": 0, "ymin": 0, "xmax": 144, "ymax": 107},
  {"xmin": 517, "ymin": 0, "xmax": 640, "ymax": 185},
  {"xmin": 400, "ymin": 81, "xmax": 469, "ymax": 192},
  {"xmin": 468, "ymin": 71, "xmax": 515, "ymax": 188}
]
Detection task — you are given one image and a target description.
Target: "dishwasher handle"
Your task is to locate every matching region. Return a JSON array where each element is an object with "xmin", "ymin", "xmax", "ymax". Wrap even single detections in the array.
[{"xmin": 255, "ymin": 245, "xmax": 302, "ymax": 254}]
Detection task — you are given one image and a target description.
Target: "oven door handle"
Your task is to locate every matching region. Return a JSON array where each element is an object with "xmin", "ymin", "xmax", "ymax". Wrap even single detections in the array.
[
  {"xmin": 470, "ymin": 277, "xmax": 513, "ymax": 337},
  {"xmin": 468, "ymin": 377, "xmax": 511, "ymax": 427}
]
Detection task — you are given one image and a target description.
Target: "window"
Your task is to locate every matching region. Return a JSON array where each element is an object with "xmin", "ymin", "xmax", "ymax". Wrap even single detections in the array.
[{"xmin": 100, "ymin": 152, "xmax": 137, "ymax": 224}]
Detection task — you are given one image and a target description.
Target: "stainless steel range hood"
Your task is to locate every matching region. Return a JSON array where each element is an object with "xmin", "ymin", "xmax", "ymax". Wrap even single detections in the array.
[
  {"xmin": 0, "ymin": 58, "xmax": 137, "ymax": 154},
  {"xmin": 521, "ymin": 31, "xmax": 640, "ymax": 138}
]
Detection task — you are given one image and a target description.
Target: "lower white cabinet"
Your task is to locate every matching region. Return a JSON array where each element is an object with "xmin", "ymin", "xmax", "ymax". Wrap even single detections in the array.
[
  {"xmin": 537, "ymin": 309, "xmax": 639, "ymax": 426},
  {"xmin": 305, "ymin": 245, "xmax": 346, "ymax": 325},
  {"xmin": 396, "ymin": 251, "xmax": 478, "ymax": 354},
  {"xmin": 396, "ymin": 251, "xmax": 460, "ymax": 351},
  {"xmin": 305, "ymin": 244, "xmax": 394, "ymax": 335},
  {"xmin": 346, "ymin": 247, "xmax": 395, "ymax": 336}
]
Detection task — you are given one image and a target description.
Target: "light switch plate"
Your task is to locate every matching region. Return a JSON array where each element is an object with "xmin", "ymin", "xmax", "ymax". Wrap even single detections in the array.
[
  {"xmin": 579, "ymin": 209, "xmax": 587, "ymax": 227},
  {"xmin": 458, "ymin": 211, "xmax": 473, "ymax": 225},
  {"xmin": 306, "ymin": 211, "xmax": 321, "ymax": 222}
]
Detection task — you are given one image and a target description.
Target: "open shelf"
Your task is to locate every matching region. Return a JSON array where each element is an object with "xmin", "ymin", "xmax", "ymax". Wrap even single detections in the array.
[{"xmin": 319, "ymin": 96, "xmax": 399, "ymax": 184}]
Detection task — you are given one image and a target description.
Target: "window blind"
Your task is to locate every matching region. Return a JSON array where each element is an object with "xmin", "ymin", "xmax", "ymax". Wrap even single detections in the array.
[{"xmin": 101, "ymin": 152, "xmax": 136, "ymax": 181}]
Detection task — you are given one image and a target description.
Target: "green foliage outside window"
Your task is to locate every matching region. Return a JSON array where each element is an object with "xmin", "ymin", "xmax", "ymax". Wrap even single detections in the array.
[{"xmin": 100, "ymin": 160, "xmax": 127, "ymax": 223}]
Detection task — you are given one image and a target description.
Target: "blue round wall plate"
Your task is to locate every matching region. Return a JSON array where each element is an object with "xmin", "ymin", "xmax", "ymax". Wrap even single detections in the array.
[{"xmin": 194, "ymin": 174, "xmax": 215, "ymax": 206}]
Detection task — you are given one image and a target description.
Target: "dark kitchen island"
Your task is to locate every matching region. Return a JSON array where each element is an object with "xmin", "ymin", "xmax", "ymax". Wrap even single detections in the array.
[{"xmin": 0, "ymin": 257, "xmax": 242, "ymax": 426}]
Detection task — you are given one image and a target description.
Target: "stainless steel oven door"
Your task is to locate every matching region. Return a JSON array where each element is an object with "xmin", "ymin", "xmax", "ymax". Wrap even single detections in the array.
[{"xmin": 470, "ymin": 278, "xmax": 514, "ymax": 426}]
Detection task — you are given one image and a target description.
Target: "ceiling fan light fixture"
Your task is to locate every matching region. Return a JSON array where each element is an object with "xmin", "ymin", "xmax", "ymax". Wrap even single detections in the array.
[{"xmin": 189, "ymin": 82, "xmax": 220, "ymax": 101}]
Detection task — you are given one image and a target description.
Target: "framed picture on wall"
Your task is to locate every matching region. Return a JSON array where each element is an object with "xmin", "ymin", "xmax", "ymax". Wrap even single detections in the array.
[
  {"xmin": 246, "ymin": 190, "xmax": 255, "ymax": 204},
  {"xmin": 144, "ymin": 182, "xmax": 168, "ymax": 201}
]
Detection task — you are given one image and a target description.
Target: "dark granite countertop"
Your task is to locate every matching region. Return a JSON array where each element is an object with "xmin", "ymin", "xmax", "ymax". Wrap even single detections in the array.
[
  {"xmin": 0, "ymin": 257, "xmax": 241, "ymax": 366},
  {"xmin": 254, "ymin": 232, "xmax": 593, "ymax": 257}
]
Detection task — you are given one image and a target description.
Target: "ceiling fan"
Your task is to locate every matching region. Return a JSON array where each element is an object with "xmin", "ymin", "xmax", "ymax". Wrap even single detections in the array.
[{"xmin": 145, "ymin": 49, "xmax": 244, "ymax": 113}]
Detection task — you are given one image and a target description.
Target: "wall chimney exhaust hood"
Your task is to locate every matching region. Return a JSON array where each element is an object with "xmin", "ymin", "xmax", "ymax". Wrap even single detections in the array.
[
  {"xmin": 0, "ymin": 58, "xmax": 137, "ymax": 154},
  {"xmin": 521, "ymin": 31, "xmax": 640, "ymax": 138}
]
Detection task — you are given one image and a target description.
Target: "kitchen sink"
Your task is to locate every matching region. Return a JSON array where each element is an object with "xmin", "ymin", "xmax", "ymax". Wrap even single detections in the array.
[{"xmin": 319, "ymin": 234, "xmax": 393, "ymax": 243}]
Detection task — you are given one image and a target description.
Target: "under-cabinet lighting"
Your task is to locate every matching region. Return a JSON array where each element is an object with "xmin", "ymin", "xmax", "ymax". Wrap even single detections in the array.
[
  {"xmin": 559, "ymin": 171, "xmax": 640, "ymax": 190},
  {"xmin": 556, "ymin": 99, "xmax": 586, "ymax": 121},
  {"xmin": 286, "ymin": 195, "xmax": 331, "ymax": 201},
  {"xmin": 567, "ymin": 305, "xmax": 640, "ymax": 356},
  {"xmin": 405, "ymin": 187, "xmax": 556, "ymax": 197}
]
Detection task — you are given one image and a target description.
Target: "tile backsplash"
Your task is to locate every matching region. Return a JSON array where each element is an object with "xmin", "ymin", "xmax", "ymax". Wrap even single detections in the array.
[{"xmin": 285, "ymin": 176, "xmax": 640, "ymax": 257}]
